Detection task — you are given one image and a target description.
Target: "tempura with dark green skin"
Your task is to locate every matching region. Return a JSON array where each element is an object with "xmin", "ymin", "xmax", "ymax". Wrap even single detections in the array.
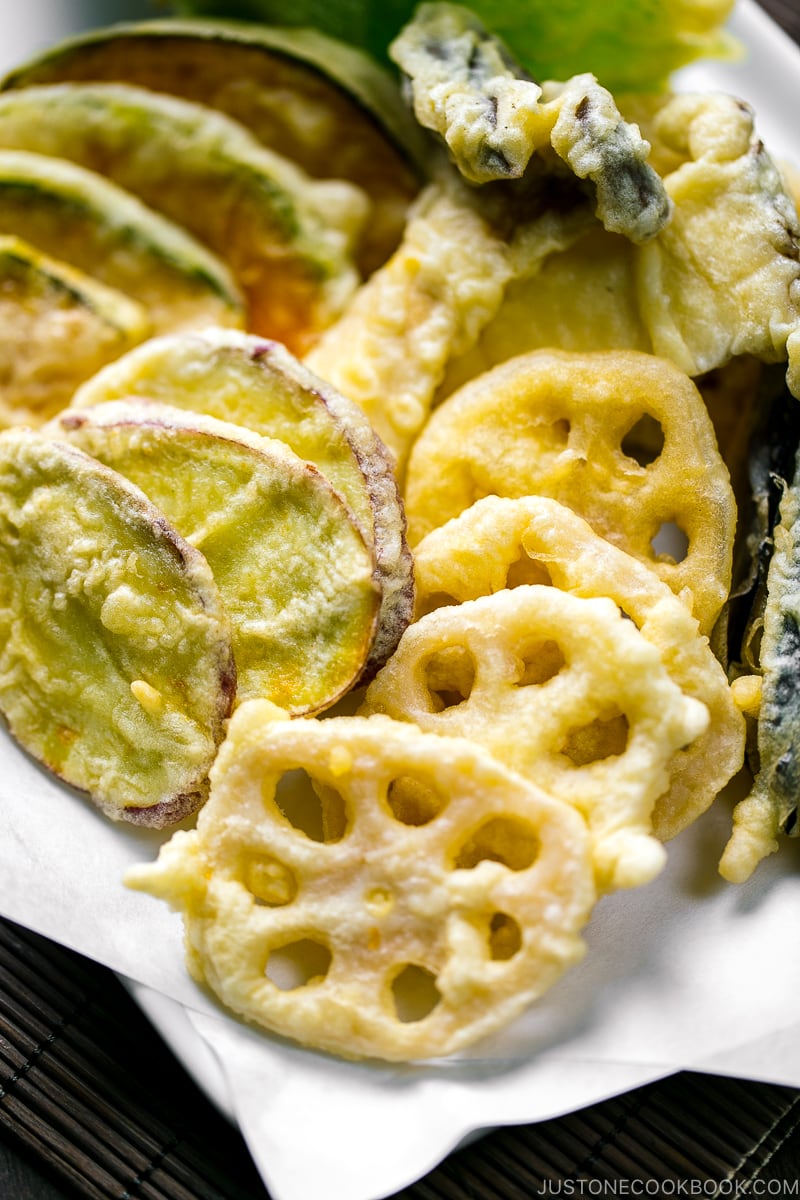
[
  {"xmin": 0, "ymin": 149, "xmax": 244, "ymax": 336},
  {"xmin": 721, "ymin": 463, "xmax": 800, "ymax": 882},
  {"xmin": 717, "ymin": 370, "xmax": 800, "ymax": 678},
  {"xmin": 0, "ymin": 82, "xmax": 366, "ymax": 353},
  {"xmin": 0, "ymin": 430, "xmax": 236, "ymax": 826},
  {"xmin": 0, "ymin": 17, "xmax": 428, "ymax": 277},
  {"xmin": 390, "ymin": 3, "xmax": 670, "ymax": 245},
  {"xmin": 0, "ymin": 235, "xmax": 149, "ymax": 427}
]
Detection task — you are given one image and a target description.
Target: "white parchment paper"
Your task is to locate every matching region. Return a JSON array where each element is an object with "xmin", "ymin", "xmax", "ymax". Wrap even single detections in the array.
[
  {"xmin": 2, "ymin": 729, "xmax": 799, "ymax": 1200},
  {"xmin": 0, "ymin": 3, "xmax": 799, "ymax": 1199}
]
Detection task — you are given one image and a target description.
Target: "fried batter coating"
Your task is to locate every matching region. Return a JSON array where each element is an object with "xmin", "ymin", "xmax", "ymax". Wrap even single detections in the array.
[
  {"xmin": 412, "ymin": 496, "xmax": 744, "ymax": 841},
  {"xmin": 440, "ymin": 225, "xmax": 647, "ymax": 394},
  {"xmin": 55, "ymin": 401, "xmax": 380, "ymax": 714},
  {"xmin": 442, "ymin": 91, "xmax": 800, "ymax": 396},
  {"xmin": 126, "ymin": 700, "xmax": 596, "ymax": 1061},
  {"xmin": 404, "ymin": 348, "xmax": 736, "ymax": 634},
  {"xmin": 309, "ymin": 0, "xmax": 677, "ymax": 469},
  {"xmin": 305, "ymin": 180, "xmax": 511, "ymax": 464},
  {"xmin": 0, "ymin": 429, "xmax": 235, "ymax": 825},
  {"xmin": 636, "ymin": 92, "xmax": 800, "ymax": 387},
  {"xmin": 391, "ymin": 4, "xmax": 670, "ymax": 245},
  {"xmin": 306, "ymin": 175, "xmax": 592, "ymax": 466},
  {"xmin": 720, "ymin": 476, "xmax": 800, "ymax": 882},
  {"xmin": 361, "ymin": 586, "xmax": 709, "ymax": 891},
  {"xmin": 0, "ymin": 235, "xmax": 150, "ymax": 427},
  {"xmin": 306, "ymin": 4, "xmax": 671, "ymax": 464},
  {"xmin": 390, "ymin": 2, "xmax": 545, "ymax": 184},
  {"xmin": 70, "ymin": 327, "xmax": 413, "ymax": 683}
]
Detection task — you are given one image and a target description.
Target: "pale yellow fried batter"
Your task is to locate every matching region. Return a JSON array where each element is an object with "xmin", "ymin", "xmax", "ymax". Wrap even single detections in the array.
[
  {"xmin": 433, "ymin": 90, "xmax": 800, "ymax": 400},
  {"xmin": 305, "ymin": 180, "xmax": 514, "ymax": 466},
  {"xmin": 0, "ymin": 429, "xmax": 235, "ymax": 826},
  {"xmin": 361, "ymin": 586, "xmax": 709, "ymax": 891},
  {"xmin": 404, "ymin": 348, "xmax": 736, "ymax": 634},
  {"xmin": 720, "ymin": 482, "xmax": 800, "ymax": 882},
  {"xmin": 636, "ymin": 92, "xmax": 800, "ymax": 388},
  {"xmin": 412, "ymin": 495, "xmax": 744, "ymax": 840},
  {"xmin": 126, "ymin": 700, "xmax": 596, "ymax": 1061},
  {"xmin": 440, "ymin": 225, "xmax": 647, "ymax": 394}
]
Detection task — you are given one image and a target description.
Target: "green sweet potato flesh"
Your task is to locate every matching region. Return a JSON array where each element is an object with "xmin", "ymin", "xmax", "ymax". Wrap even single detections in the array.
[{"xmin": 0, "ymin": 430, "xmax": 236, "ymax": 824}]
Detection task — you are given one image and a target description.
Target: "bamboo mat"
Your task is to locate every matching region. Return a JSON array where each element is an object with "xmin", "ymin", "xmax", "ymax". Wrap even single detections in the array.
[{"xmin": 0, "ymin": 916, "xmax": 798, "ymax": 1199}]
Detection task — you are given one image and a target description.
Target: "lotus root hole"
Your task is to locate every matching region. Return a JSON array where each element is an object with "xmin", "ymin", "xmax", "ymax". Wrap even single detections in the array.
[
  {"xmin": 505, "ymin": 551, "xmax": 553, "ymax": 589},
  {"xmin": 265, "ymin": 939, "xmax": 332, "ymax": 991},
  {"xmin": 561, "ymin": 712, "xmax": 630, "ymax": 766},
  {"xmin": 243, "ymin": 855, "xmax": 297, "ymax": 907},
  {"xmin": 515, "ymin": 638, "xmax": 565, "ymax": 686},
  {"xmin": 271, "ymin": 768, "xmax": 349, "ymax": 842},
  {"xmin": 391, "ymin": 964, "xmax": 441, "ymax": 1023},
  {"xmin": 454, "ymin": 816, "xmax": 540, "ymax": 871},
  {"xmin": 620, "ymin": 412, "xmax": 665, "ymax": 466},
  {"xmin": 650, "ymin": 521, "xmax": 689, "ymax": 564},
  {"xmin": 423, "ymin": 645, "xmax": 475, "ymax": 710},
  {"xmin": 387, "ymin": 775, "xmax": 447, "ymax": 825},
  {"xmin": 489, "ymin": 912, "xmax": 523, "ymax": 961},
  {"xmin": 416, "ymin": 590, "xmax": 460, "ymax": 618}
]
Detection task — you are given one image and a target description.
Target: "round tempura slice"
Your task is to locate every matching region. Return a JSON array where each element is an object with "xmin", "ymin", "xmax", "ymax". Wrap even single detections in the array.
[
  {"xmin": 53, "ymin": 401, "xmax": 380, "ymax": 713},
  {"xmin": 404, "ymin": 348, "xmax": 736, "ymax": 634},
  {"xmin": 0, "ymin": 149, "xmax": 243, "ymax": 335},
  {"xmin": 412, "ymin": 495, "xmax": 745, "ymax": 840},
  {"xmin": 70, "ymin": 328, "xmax": 414, "ymax": 680},
  {"xmin": 0, "ymin": 234, "xmax": 150, "ymax": 427},
  {"xmin": 125, "ymin": 700, "xmax": 596, "ymax": 1062},
  {"xmin": 0, "ymin": 429, "xmax": 236, "ymax": 826},
  {"xmin": 361, "ymin": 587, "xmax": 709, "ymax": 891},
  {"xmin": 0, "ymin": 83, "xmax": 365, "ymax": 353},
  {"xmin": 1, "ymin": 17, "xmax": 427, "ymax": 275}
]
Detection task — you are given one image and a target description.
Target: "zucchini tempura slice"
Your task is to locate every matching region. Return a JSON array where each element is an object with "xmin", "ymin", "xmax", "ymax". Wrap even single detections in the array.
[
  {"xmin": 0, "ymin": 149, "xmax": 243, "ymax": 335},
  {"xmin": 635, "ymin": 92, "xmax": 800, "ymax": 389},
  {"xmin": 412, "ymin": 495, "xmax": 744, "ymax": 841},
  {"xmin": 390, "ymin": 3, "xmax": 670, "ymax": 243},
  {"xmin": 70, "ymin": 328, "xmax": 413, "ymax": 680},
  {"xmin": 54, "ymin": 402, "xmax": 380, "ymax": 713},
  {"xmin": 404, "ymin": 348, "xmax": 736, "ymax": 634},
  {"xmin": 0, "ymin": 235, "xmax": 149, "ymax": 427},
  {"xmin": 720, "ymin": 474, "xmax": 800, "ymax": 883},
  {"xmin": 361, "ymin": 588, "xmax": 708, "ymax": 892},
  {"xmin": 0, "ymin": 430, "xmax": 235, "ymax": 826},
  {"xmin": 0, "ymin": 83, "xmax": 367, "ymax": 354},
  {"xmin": 125, "ymin": 701, "xmax": 595, "ymax": 1061}
]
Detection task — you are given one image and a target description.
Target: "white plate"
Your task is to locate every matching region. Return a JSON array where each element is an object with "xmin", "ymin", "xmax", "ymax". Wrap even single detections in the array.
[{"xmin": 0, "ymin": 4, "xmax": 799, "ymax": 1200}]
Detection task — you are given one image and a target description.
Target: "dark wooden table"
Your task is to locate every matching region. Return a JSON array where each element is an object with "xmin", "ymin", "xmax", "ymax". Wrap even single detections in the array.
[{"xmin": 2, "ymin": 2, "xmax": 800, "ymax": 1197}]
